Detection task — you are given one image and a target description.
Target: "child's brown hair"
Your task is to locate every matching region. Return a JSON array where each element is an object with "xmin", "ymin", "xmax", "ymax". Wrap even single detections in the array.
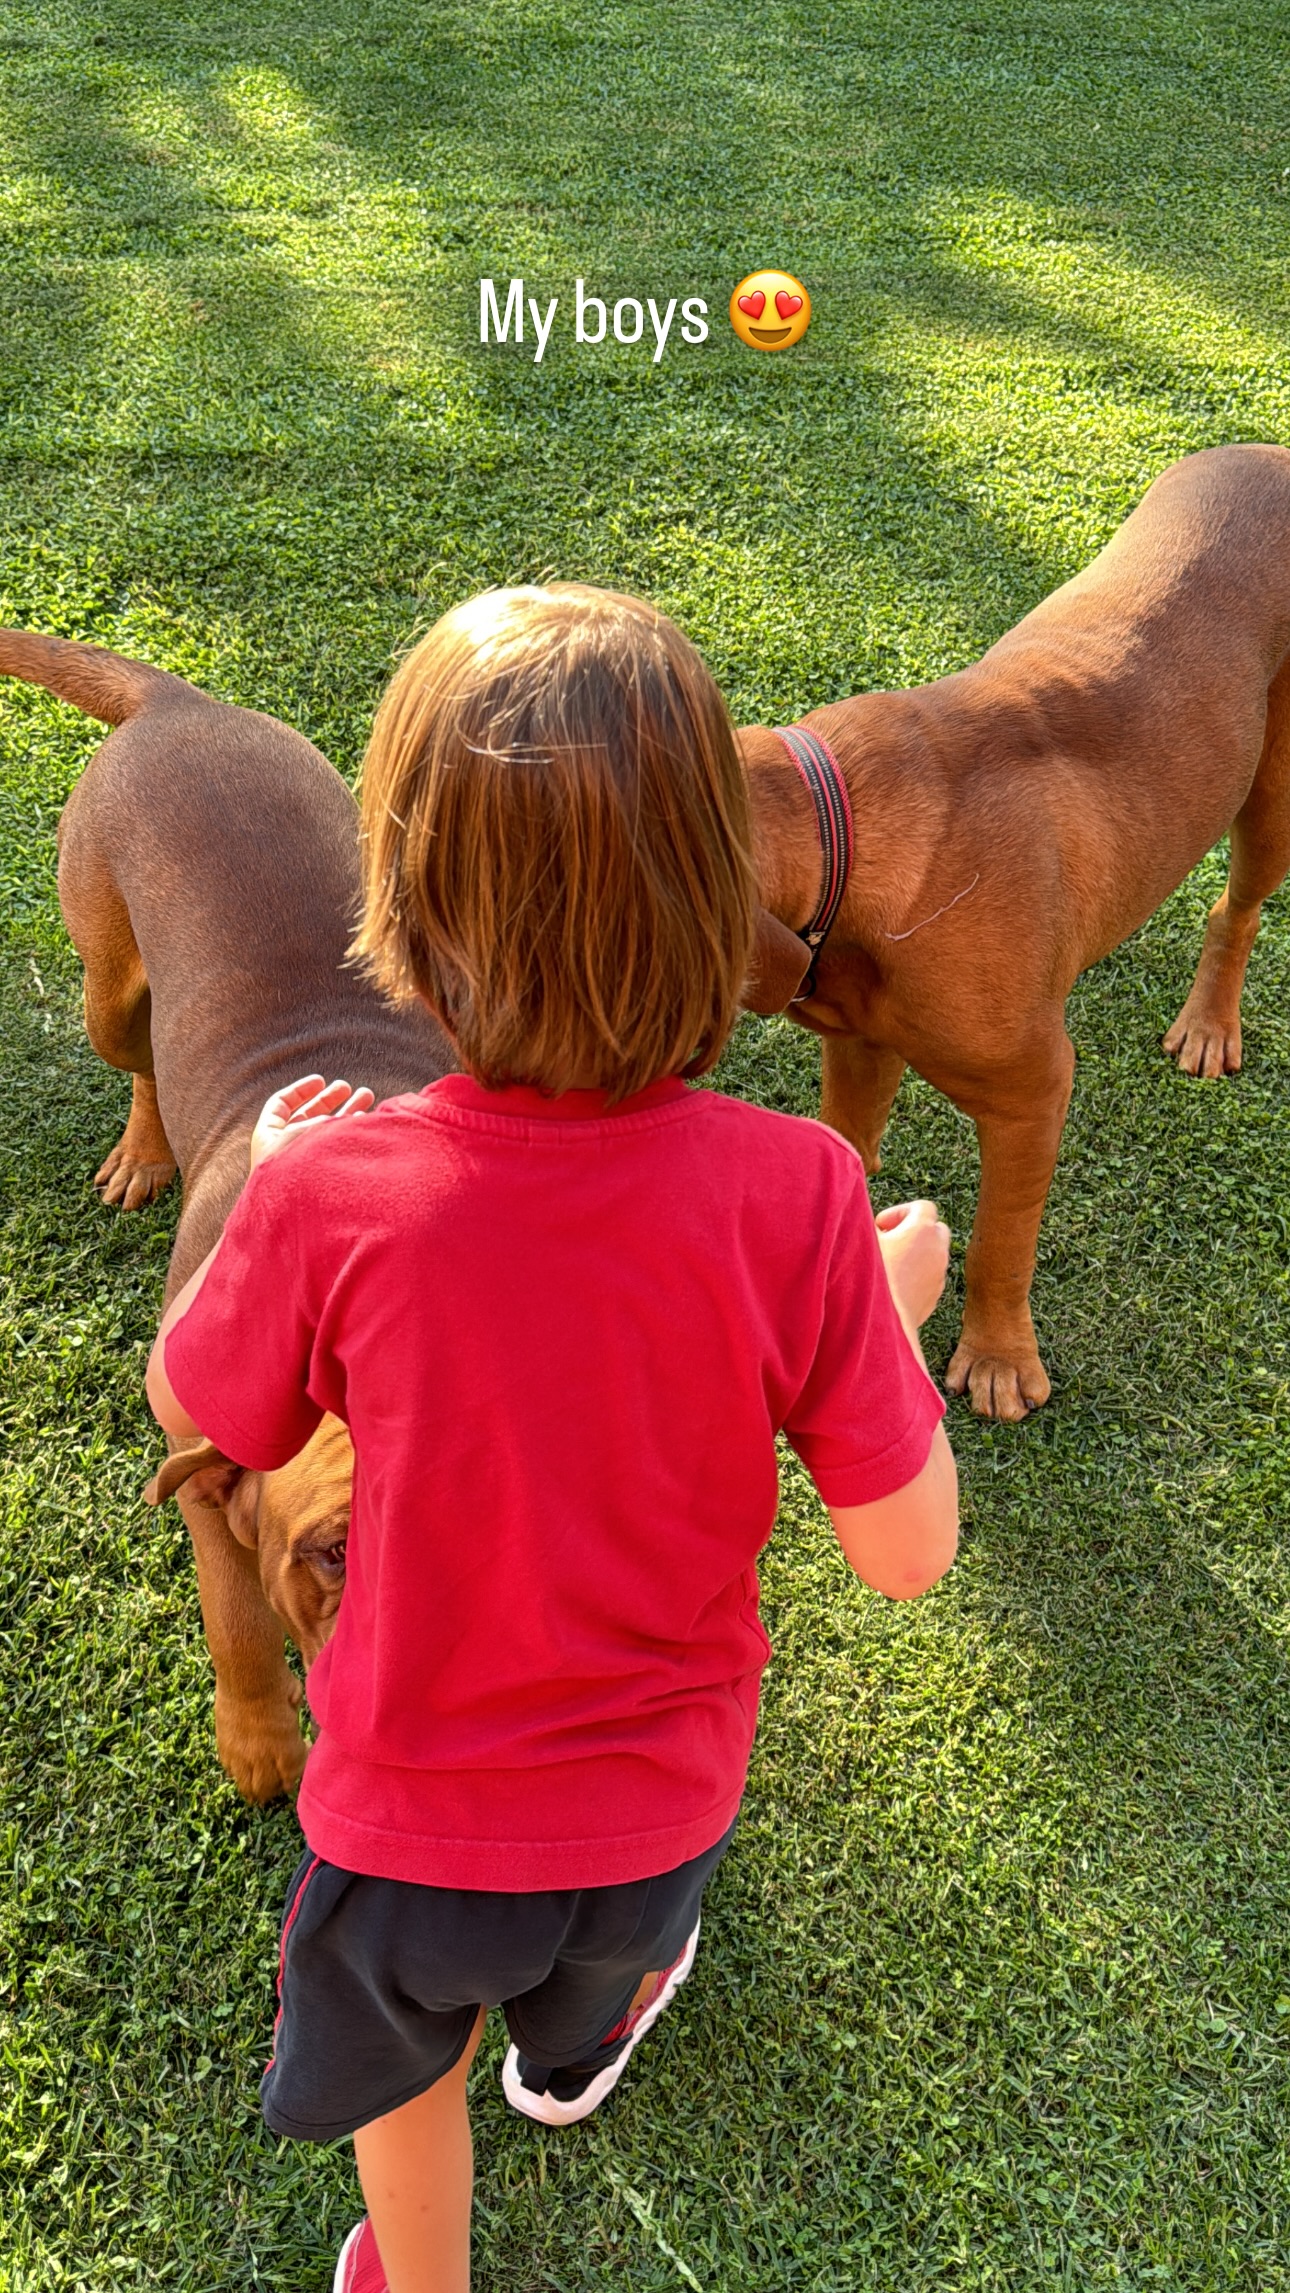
[{"xmin": 354, "ymin": 584, "xmax": 757, "ymax": 1099}]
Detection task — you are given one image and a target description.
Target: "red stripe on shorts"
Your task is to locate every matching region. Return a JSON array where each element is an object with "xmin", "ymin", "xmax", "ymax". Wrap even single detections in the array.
[{"xmin": 263, "ymin": 1853, "xmax": 324, "ymax": 2074}]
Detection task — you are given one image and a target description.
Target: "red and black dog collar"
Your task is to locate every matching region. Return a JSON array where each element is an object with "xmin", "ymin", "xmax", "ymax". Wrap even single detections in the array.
[{"xmin": 773, "ymin": 724, "xmax": 854, "ymax": 1000}]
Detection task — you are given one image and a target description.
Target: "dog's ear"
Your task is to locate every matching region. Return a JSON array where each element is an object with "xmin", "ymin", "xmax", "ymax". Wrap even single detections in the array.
[
  {"xmin": 743, "ymin": 908, "xmax": 812, "ymax": 1015},
  {"xmin": 144, "ymin": 1441, "xmax": 246, "ymax": 1513}
]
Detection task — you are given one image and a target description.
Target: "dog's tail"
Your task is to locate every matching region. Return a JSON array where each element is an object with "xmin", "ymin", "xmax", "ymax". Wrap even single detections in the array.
[{"xmin": 0, "ymin": 629, "xmax": 201, "ymax": 726}]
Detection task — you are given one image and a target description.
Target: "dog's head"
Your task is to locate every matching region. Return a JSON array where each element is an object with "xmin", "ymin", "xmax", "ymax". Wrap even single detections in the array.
[{"xmin": 144, "ymin": 1414, "xmax": 353, "ymax": 1665}]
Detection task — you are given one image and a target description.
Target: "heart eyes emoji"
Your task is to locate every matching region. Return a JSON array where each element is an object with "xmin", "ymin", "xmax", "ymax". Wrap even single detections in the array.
[{"xmin": 728, "ymin": 270, "xmax": 812, "ymax": 352}]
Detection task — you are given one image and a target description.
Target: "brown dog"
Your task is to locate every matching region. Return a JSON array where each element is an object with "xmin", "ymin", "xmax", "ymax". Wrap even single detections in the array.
[
  {"xmin": 0, "ymin": 632, "xmax": 452, "ymax": 1795},
  {"xmin": 742, "ymin": 444, "xmax": 1290, "ymax": 1419}
]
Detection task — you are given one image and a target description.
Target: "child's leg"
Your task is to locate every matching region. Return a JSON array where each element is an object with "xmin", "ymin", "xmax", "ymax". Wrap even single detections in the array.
[{"xmin": 352, "ymin": 2009, "xmax": 487, "ymax": 2293}]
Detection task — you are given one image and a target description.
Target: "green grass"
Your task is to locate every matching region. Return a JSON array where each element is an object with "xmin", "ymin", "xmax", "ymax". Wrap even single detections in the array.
[{"xmin": 2, "ymin": 0, "xmax": 1290, "ymax": 2284}]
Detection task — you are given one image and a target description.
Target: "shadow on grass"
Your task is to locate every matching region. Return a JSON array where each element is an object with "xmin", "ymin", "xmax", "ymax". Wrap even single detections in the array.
[{"xmin": 2, "ymin": 0, "xmax": 1286, "ymax": 698}]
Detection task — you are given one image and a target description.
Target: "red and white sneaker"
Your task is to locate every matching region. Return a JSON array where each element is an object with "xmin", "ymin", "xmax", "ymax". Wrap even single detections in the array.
[
  {"xmin": 502, "ymin": 1920, "xmax": 700, "ymax": 2126},
  {"xmin": 333, "ymin": 2217, "xmax": 387, "ymax": 2292}
]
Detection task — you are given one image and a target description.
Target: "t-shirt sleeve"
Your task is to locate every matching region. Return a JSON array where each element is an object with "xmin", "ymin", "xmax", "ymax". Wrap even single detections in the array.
[
  {"xmin": 162, "ymin": 1150, "xmax": 330, "ymax": 1471},
  {"xmin": 782, "ymin": 1166, "xmax": 946, "ymax": 1508}
]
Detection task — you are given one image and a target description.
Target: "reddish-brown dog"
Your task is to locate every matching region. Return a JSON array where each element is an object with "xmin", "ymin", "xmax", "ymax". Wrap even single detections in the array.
[
  {"xmin": 0, "ymin": 632, "xmax": 452, "ymax": 1796},
  {"xmin": 742, "ymin": 444, "xmax": 1290, "ymax": 1418}
]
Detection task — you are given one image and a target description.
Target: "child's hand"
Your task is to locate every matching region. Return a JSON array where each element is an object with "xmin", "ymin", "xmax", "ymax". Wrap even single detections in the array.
[
  {"xmin": 250, "ymin": 1074, "xmax": 375, "ymax": 1169},
  {"xmin": 875, "ymin": 1200, "xmax": 951, "ymax": 1334}
]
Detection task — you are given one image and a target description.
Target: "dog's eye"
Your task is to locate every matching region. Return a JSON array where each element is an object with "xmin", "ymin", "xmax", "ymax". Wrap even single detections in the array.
[{"xmin": 300, "ymin": 1540, "xmax": 346, "ymax": 1584}]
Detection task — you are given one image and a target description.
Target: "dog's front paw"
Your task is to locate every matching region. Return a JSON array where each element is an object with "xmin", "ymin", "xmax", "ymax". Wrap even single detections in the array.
[
  {"xmin": 946, "ymin": 1338, "xmax": 1050, "ymax": 1421},
  {"xmin": 214, "ymin": 1681, "xmax": 308, "ymax": 1802},
  {"xmin": 1162, "ymin": 1005, "xmax": 1242, "ymax": 1078},
  {"xmin": 94, "ymin": 1137, "xmax": 178, "ymax": 1210}
]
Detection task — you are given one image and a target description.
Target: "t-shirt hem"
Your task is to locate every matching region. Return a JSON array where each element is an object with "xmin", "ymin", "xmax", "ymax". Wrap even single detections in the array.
[{"xmin": 297, "ymin": 1774, "xmax": 746, "ymax": 1891}]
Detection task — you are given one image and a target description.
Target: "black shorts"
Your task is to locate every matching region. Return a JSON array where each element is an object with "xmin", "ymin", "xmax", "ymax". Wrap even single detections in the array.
[{"xmin": 261, "ymin": 1821, "xmax": 735, "ymax": 2142}]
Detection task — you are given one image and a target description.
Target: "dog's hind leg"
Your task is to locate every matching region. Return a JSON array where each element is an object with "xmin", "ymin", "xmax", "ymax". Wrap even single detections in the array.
[
  {"xmin": 1165, "ymin": 654, "xmax": 1290, "ymax": 1077},
  {"xmin": 820, "ymin": 1036, "xmax": 907, "ymax": 1172},
  {"xmin": 57, "ymin": 789, "xmax": 177, "ymax": 1208},
  {"xmin": 91, "ymin": 1072, "xmax": 177, "ymax": 1209}
]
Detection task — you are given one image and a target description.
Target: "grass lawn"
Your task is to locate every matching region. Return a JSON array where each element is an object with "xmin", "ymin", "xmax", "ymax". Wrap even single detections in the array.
[{"xmin": 3, "ymin": 0, "xmax": 1290, "ymax": 2284}]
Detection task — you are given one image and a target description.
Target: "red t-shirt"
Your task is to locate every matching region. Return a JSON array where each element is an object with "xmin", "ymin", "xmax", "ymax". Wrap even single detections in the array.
[{"xmin": 165, "ymin": 1074, "xmax": 943, "ymax": 1890}]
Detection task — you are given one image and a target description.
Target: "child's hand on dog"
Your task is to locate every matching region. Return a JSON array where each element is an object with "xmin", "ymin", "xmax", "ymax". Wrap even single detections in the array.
[
  {"xmin": 875, "ymin": 1199, "xmax": 951, "ymax": 1354},
  {"xmin": 251, "ymin": 1074, "xmax": 376, "ymax": 1169}
]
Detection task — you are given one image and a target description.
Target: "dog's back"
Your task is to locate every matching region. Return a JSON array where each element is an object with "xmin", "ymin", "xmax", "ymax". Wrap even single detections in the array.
[{"xmin": 1, "ymin": 632, "xmax": 454, "ymax": 1254}]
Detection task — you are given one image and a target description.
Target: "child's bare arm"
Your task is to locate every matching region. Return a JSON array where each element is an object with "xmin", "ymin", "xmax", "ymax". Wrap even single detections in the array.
[
  {"xmin": 828, "ymin": 1422, "xmax": 958, "ymax": 1599},
  {"xmin": 874, "ymin": 1199, "xmax": 951, "ymax": 1368}
]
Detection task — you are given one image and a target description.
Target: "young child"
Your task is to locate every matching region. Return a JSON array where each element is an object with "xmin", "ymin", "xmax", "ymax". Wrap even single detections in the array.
[{"xmin": 147, "ymin": 584, "xmax": 958, "ymax": 2293}]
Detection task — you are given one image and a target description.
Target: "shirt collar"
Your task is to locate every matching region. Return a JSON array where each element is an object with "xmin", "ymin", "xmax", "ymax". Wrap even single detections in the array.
[{"xmin": 423, "ymin": 1074, "xmax": 690, "ymax": 1122}]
